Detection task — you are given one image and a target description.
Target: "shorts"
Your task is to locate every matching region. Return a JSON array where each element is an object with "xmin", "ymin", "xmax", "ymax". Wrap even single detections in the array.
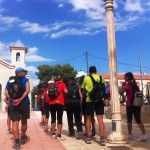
[
  {"xmin": 86, "ymin": 101, "xmax": 104, "ymax": 116},
  {"xmin": 10, "ymin": 103, "xmax": 30, "ymax": 122},
  {"xmin": 50, "ymin": 104, "xmax": 64, "ymax": 124}
]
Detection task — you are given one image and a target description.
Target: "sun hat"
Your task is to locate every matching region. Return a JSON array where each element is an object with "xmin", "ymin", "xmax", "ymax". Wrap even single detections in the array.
[
  {"xmin": 48, "ymin": 80, "xmax": 54, "ymax": 84},
  {"xmin": 15, "ymin": 67, "xmax": 27, "ymax": 74}
]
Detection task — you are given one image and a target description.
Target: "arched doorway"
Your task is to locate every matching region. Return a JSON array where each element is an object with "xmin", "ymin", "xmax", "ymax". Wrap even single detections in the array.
[{"xmin": 0, "ymin": 84, "xmax": 2, "ymax": 111}]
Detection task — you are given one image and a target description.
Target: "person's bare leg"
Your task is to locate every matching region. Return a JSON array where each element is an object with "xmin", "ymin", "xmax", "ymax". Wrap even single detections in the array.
[
  {"xmin": 127, "ymin": 123, "xmax": 132, "ymax": 135},
  {"xmin": 12, "ymin": 121, "xmax": 19, "ymax": 139},
  {"xmin": 138, "ymin": 123, "xmax": 145, "ymax": 134},
  {"xmin": 57, "ymin": 124, "xmax": 62, "ymax": 135},
  {"xmin": 21, "ymin": 119, "xmax": 27, "ymax": 136},
  {"xmin": 97, "ymin": 115, "xmax": 104, "ymax": 137},
  {"xmin": 51, "ymin": 123, "xmax": 56, "ymax": 133},
  {"xmin": 86, "ymin": 115, "xmax": 91, "ymax": 138}
]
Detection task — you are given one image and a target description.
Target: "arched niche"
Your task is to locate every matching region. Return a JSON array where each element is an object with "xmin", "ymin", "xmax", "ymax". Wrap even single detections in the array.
[{"xmin": 16, "ymin": 52, "xmax": 20, "ymax": 62}]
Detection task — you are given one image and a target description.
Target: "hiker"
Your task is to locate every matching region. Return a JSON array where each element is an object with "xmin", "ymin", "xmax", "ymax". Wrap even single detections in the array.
[
  {"xmin": 5, "ymin": 67, "xmax": 30, "ymax": 149},
  {"xmin": 66, "ymin": 77, "xmax": 83, "ymax": 139},
  {"xmin": 119, "ymin": 72, "xmax": 147, "ymax": 142},
  {"xmin": 44, "ymin": 80, "xmax": 54, "ymax": 132},
  {"xmin": 82, "ymin": 66, "xmax": 106, "ymax": 146},
  {"xmin": 38, "ymin": 88, "xmax": 46, "ymax": 126},
  {"xmin": 104, "ymin": 81, "xmax": 110, "ymax": 106},
  {"xmin": 79, "ymin": 75, "xmax": 96, "ymax": 137},
  {"xmin": 49, "ymin": 76, "xmax": 68, "ymax": 140},
  {"xmin": 4, "ymin": 94, "xmax": 12, "ymax": 134}
]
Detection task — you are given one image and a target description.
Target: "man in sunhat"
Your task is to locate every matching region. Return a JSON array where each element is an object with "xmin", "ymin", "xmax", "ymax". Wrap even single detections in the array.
[{"xmin": 5, "ymin": 67, "xmax": 30, "ymax": 149}]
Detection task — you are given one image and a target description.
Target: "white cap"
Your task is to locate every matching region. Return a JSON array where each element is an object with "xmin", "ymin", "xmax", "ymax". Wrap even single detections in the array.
[
  {"xmin": 48, "ymin": 80, "xmax": 54, "ymax": 84},
  {"xmin": 75, "ymin": 70, "xmax": 87, "ymax": 78}
]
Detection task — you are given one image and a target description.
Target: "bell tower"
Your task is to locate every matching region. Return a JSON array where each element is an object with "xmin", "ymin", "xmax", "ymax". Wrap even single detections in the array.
[{"xmin": 9, "ymin": 40, "xmax": 28, "ymax": 69}]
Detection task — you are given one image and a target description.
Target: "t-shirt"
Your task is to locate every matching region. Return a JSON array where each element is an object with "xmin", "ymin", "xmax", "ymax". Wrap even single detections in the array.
[
  {"xmin": 82, "ymin": 74, "xmax": 106, "ymax": 102},
  {"xmin": 48, "ymin": 81, "xmax": 67, "ymax": 106},
  {"xmin": 6, "ymin": 77, "xmax": 30, "ymax": 105},
  {"xmin": 125, "ymin": 83, "xmax": 133, "ymax": 107}
]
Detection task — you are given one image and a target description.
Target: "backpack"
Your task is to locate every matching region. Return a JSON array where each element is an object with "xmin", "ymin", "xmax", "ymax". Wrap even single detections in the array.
[
  {"xmin": 88, "ymin": 75, "xmax": 105, "ymax": 102},
  {"xmin": 7, "ymin": 76, "xmax": 24, "ymax": 100},
  {"xmin": 129, "ymin": 83, "xmax": 143, "ymax": 106},
  {"xmin": 48, "ymin": 83, "xmax": 59, "ymax": 99},
  {"xmin": 68, "ymin": 85, "xmax": 79, "ymax": 99}
]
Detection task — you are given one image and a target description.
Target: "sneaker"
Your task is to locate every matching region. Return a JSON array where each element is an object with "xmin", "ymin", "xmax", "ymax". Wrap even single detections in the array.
[
  {"xmin": 128, "ymin": 135, "xmax": 133, "ymax": 140},
  {"xmin": 76, "ymin": 132, "xmax": 83, "ymax": 140},
  {"xmin": 44, "ymin": 127, "xmax": 48, "ymax": 132},
  {"xmin": 137, "ymin": 135, "xmax": 148, "ymax": 142},
  {"xmin": 85, "ymin": 138, "xmax": 91, "ymax": 144},
  {"xmin": 20, "ymin": 135, "xmax": 28, "ymax": 145},
  {"xmin": 12, "ymin": 142, "xmax": 21, "ymax": 150},
  {"xmin": 51, "ymin": 134, "xmax": 56, "ymax": 139},
  {"xmin": 57, "ymin": 136, "xmax": 65, "ymax": 141},
  {"xmin": 6, "ymin": 129, "xmax": 12, "ymax": 134},
  {"xmin": 100, "ymin": 138, "xmax": 105, "ymax": 146}
]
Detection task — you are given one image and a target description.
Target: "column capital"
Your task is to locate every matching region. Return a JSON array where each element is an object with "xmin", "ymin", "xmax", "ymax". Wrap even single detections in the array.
[{"xmin": 103, "ymin": 0, "xmax": 114, "ymax": 11}]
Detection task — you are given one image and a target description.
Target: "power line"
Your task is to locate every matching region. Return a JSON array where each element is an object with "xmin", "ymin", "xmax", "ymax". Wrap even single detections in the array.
[
  {"xmin": 88, "ymin": 53, "xmax": 150, "ymax": 69},
  {"xmin": 51, "ymin": 53, "xmax": 86, "ymax": 66}
]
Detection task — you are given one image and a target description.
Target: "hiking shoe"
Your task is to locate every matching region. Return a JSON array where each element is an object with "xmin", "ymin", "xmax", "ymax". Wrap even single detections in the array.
[
  {"xmin": 137, "ymin": 135, "xmax": 148, "ymax": 142},
  {"xmin": 100, "ymin": 138, "xmax": 105, "ymax": 146},
  {"xmin": 12, "ymin": 142, "xmax": 21, "ymax": 150},
  {"xmin": 85, "ymin": 138, "xmax": 91, "ymax": 144},
  {"xmin": 76, "ymin": 132, "xmax": 83, "ymax": 140},
  {"xmin": 20, "ymin": 135, "xmax": 28, "ymax": 144},
  {"xmin": 44, "ymin": 127, "xmax": 48, "ymax": 132},
  {"xmin": 51, "ymin": 134, "xmax": 56, "ymax": 139},
  {"xmin": 6, "ymin": 129, "xmax": 12, "ymax": 134},
  {"xmin": 127, "ymin": 135, "xmax": 133, "ymax": 140},
  {"xmin": 57, "ymin": 136, "xmax": 65, "ymax": 141}
]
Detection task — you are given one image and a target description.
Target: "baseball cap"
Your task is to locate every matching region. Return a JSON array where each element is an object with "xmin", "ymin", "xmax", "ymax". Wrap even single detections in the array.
[
  {"xmin": 48, "ymin": 80, "xmax": 54, "ymax": 84},
  {"xmin": 15, "ymin": 67, "xmax": 27, "ymax": 74}
]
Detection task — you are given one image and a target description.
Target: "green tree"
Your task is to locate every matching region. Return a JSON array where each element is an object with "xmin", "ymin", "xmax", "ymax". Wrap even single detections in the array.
[{"xmin": 36, "ymin": 64, "xmax": 77, "ymax": 86}]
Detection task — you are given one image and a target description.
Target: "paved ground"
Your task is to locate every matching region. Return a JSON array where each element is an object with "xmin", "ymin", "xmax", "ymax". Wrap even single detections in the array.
[{"xmin": 0, "ymin": 111, "xmax": 150, "ymax": 150}]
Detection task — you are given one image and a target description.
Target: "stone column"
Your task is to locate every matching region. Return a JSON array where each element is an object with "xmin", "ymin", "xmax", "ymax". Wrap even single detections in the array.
[
  {"xmin": 34, "ymin": 95, "xmax": 37, "ymax": 110},
  {"xmin": 103, "ymin": 0, "xmax": 127, "ymax": 143}
]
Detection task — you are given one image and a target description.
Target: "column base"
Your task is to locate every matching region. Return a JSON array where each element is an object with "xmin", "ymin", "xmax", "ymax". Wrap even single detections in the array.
[{"xmin": 107, "ymin": 132, "xmax": 128, "ymax": 144}]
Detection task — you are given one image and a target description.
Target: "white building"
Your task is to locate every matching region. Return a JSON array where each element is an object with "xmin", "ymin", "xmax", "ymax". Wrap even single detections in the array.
[{"xmin": 0, "ymin": 40, "xmax": 31, "ymax": 112}]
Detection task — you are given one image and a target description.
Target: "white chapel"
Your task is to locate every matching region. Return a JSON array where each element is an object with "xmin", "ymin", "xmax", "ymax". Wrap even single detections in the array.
[{"xmin": 0, "ymin": 40, "xmax": 31, "ymax": 112}]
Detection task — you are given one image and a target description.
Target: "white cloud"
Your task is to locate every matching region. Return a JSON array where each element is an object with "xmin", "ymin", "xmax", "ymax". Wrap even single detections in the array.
[
  {"xmin": 28, "ymin": 47, "xmax": 38, "ymax": 55},
  {"xmin": 0, "ymin": 15, "xmax": 19, "ymax": 31},
  {"xmin": 26, "ymin": 66, "xmax": 38, "ymax": 73},
  {"xmin": 0, "ymin": 41, "xmax": 11, "ymax": 60},
  {"xmin": 124, "ymin": 0, "xmax": 143, "ymax": 12},
  {"xmin": 51, "ymin": 28, "xmax": 90, "ymax": 38},
  {"xmin": 0, "ymin": 41, "xmax": 54, "ymax": 63},
  {"xmin": 26, "ymin": 55, "xmax": 53, "ymax": 62},
  {"xmin": 58, "ymin": 4, "xmax": 64, "ymax": 8},
  {"xmin": 19, "ymin": 21, "xmax": 50, "ymax": 33},
  {"xmin": 69, "ymin": 0, "xmax": 105, "ymax": 20},
  {"xmin": 30, "ymin": 78, "xmax": 39, "ymax": 89}
]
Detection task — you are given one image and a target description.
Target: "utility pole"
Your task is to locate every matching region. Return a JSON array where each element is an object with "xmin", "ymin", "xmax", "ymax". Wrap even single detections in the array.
[
  {"xmin": 139, "ymin": 56, "xmax": 144, "ymax": 95},
  {"xmin": 86, "ymin": 51, "xmax": 89, "ymax": 74},
  {"xmin": 103, "ymin": 0, "xmax": 127, "ymax": 144}
]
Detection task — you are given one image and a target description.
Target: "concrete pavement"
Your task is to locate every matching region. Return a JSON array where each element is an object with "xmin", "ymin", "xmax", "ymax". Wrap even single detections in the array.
[{"xmin": 0, "ymin": 110, "xmax": 149, "ymax": 150}]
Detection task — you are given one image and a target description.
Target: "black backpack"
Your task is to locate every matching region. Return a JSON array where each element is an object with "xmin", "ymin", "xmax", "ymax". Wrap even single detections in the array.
[
  {"xmin": 88, "ymin": 75, "xmax": 105, "ymax": 102},
  {"xmin": 7, "ymin": 76, "xmax": 24, "ymax": 100},
  {"xmin": 48, "ymin": 83, "xmax": 59, "ymax": 99},
  {"xmin": 68, "ymin": 85, "xmax": 79, "ymax": 99}
]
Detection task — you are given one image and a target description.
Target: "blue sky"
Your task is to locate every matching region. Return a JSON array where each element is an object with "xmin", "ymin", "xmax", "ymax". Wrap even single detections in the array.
[{"xmin": 0, "ymin": 0, "xmax": 150, "ymax": 88}]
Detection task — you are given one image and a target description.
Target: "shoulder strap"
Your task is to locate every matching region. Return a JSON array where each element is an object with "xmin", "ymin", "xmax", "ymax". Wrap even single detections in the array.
[
  {"xmin": 89, "ymin": 75, "xmax": 102, "ymax": 84},
  {"xmin": 89, "ymin": 75, "xmax": 96, "ymax": 84}
]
